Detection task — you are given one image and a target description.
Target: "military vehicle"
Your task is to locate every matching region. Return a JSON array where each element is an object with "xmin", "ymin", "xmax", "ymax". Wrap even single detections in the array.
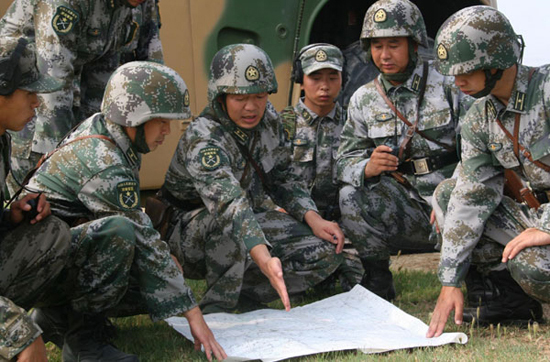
[{"xmin": 0, "ymin": 0, "xmax": 497, "ymax": 189}]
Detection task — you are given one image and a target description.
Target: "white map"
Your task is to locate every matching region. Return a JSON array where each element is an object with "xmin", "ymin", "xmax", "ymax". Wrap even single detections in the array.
[{"xmin": 166, "ymin": 285, "xmax": 467, "ymax": 361}]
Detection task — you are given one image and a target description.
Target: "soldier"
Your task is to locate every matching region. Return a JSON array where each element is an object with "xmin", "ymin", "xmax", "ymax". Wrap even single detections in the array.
[
  {"xmin": 0, "ymin": 0, "xmax": 162, "ymax": 196},
  {"xmin": 336, "ymin": 0, "xmax": 470, "ymax": 300},
  {"xmin": 158, "ymin": 43, "xmax": 345, "ymax": 314},
  {"xmin": 24, "ymin": 62, "xmax": 226, "ymax": 361},
  {"xmin": 281, "ymin": 43, "xmax": 363, "ymax": 291},
  {"xmin": 0, "ymin": 38, "xmax": 71, "ymax": 362},
  {"xmin": 427, "ymin": 6, "xmax": 550, "ymax": 337}
]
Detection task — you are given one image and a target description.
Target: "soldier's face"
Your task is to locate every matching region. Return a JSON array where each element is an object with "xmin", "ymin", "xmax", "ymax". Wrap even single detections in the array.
[
  {"xmin": 370, "ymin": 37, "xmax": 412, "ymax": 75},
  {"xmin": 301, "ymin": 68, "xmax": 341, "ymax": 115},
  {"xmin": 144, "ymin": 118, "xmax": 171, "ymax": 151},
  {"xmin": 223, "ymin": 93, "xmax": 268, "ymax": 129},
  {"xmin": 0, "ymin": 89, "xmax": 39, "ymax": 135},
  {"xmin": 454, "ymin": 69, "xmax": 488, "ymax": 96}
]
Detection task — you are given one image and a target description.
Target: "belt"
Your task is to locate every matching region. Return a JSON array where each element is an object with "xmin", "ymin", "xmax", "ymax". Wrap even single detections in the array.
[
  {"xmin": 398, "ymin": 152, "xmax": 459, "ymax": 176},
  {"xmin": 534, "ymin": 189, "xmax": 550, "ymax": 205}
]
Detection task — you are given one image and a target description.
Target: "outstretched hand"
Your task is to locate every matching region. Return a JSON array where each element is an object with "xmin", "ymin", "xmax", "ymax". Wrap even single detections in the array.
[
  {"xmin": 426, "ymin": 286, "xmax": 464, "ymax": 338},
  {"xmin": 250, "ymin": 244, "xmax": 291, "ymax": 311},
  {"xmin": 185, "ymin": 307, "xmax": 227, "ymax": 361}
]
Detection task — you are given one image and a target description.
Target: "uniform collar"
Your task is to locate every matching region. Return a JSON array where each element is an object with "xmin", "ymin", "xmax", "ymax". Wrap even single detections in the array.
[
  {"xmin": 103, "ymin": 117, "xmax": 141, "ymax": 168},
  {"xmin": 297, "ymin": 98, "xmax": 338, "ymax": 125},
  {"xmin": 379, "ymin": 60, "xmax": 426, "ymax": 95},
  {"xmin": 485, "ymin": 64, "xmax": 533, "ymax": 119}
]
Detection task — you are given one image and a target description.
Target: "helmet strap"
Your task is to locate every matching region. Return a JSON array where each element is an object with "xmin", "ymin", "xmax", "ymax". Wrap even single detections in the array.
[
  {"xmin": 132, "ymin": 123, "xmax": 151, "ymax": 154},
  {"xmin": 471, "ymin": 69, "xmax": 503, "ymax": 99}
]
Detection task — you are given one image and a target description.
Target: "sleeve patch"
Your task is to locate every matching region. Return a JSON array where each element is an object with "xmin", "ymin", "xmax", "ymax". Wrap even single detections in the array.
[
  {"xmin": 116, "ymin": 181, "xmax": 140, "ymax": 209},
  {"xmin": 52, "ymin": 6, "xmax": 80, "ymax": 35},
  {"xmin": 199, "ymin": 147, "xmax": 222, "ymax": 170}
]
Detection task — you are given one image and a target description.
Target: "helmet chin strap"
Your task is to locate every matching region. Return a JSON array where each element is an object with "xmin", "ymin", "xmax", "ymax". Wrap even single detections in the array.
[
  {"xmin": 471, "ymin": 69, "xmax": 503, "ymax": 99},
  {"xmin": 132, "ymin": 123, "xmax": 151, "ymax": 154}
]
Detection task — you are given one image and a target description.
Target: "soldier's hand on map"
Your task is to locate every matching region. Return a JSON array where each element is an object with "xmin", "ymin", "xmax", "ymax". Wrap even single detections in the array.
[
  {"xmin": 17, "ymin": 335, "xmax": 47, "ymax": 362},
  {"xmin": 426, "ymin": 286, "xmax": 464, "ymax": 338},
  {"xmin": 185, "ymin": 306, "xmax": 227, "ymax": 361},
  {"xmin": 250, "ymin": 244, "xmax": 291, "ymax": 311},
  {"xmin": 364, "ymin": 145, "xmax": 399, "ymax": 179},
  {"xmin": 10, "ymin": 193, "xmax": 50, "ymax": 225},
  {"xmin": 502, "ymin": 227, "xmax": 550, "ymax": 262},
  {"xmin": 304, "ymin": 210, "xmax": 345, "ymax": 253}
]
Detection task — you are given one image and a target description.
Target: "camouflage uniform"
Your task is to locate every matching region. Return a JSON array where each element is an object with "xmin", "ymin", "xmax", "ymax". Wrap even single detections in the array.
[
  {"xmin": 0, "ymin": 0, "xmax": 161, "ymax": 195},
  {"xmin": 433, "ymin": 6, "xmax": 550, "ymax": 302},
  {"xmin": 162, "ymin": 44, "xmax": 343, "ymax": 313},
  {"xmin": 282, "ymin": 44, "xmax": 362, "ymax": 290},
  {"xmin": 337, "ymin": 0, "xmax": 468, "ymax": 263},
  {"xmin": 120, "ymin": 0, "xmax": 163, "ymax": 64},
  {"xmin": 23, "ymin": 62, "xmax": 196, "ymax": 324},
  {"xmin": 0, "ymin": 39, "xmax": 71, "ymax": 360}
]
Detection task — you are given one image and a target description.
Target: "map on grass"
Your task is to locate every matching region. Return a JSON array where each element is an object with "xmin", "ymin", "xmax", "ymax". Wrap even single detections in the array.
[{"xmin": 166, "ymin": 285, "xmax": 467, "ymax": 361}]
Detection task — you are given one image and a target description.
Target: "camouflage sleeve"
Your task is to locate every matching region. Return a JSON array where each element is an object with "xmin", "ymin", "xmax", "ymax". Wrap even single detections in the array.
[
  {"xmin": 0, "ymin": 296, "xmax": 41, "ymax": 360},
  {"xmin": 336, "ymin": 89, "xmax": 373, "ymax": 187},
  {"xmin": 438, "ymin": 104, "xmax": 504, "ymax": 287},
  {"xmin": 184, "ymin": 139, "xmax": 269, "ymax": 252},
  {"xmin": 78, "ymin": 168, "xmax": 197, "ymax": 320},
  {"xmin": 139, "ymin": 0, "xmax": 164, "ymax": 63},
  {"xmin": 268, "ymin": 120, "xmax": 318, "ymax": 221}
]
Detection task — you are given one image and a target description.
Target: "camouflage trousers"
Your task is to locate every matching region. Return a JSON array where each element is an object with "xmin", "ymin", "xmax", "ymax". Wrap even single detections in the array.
[
  {"xmin": 0, "ymin": 216, "xmax": 71, "ymax": 310},
  {"xmin": 434, "ymin": 178, "xmax": 550, "ymax": 303},
  {"xmin": 340, "ymin": 175, "xmax": 437, "ymax": 261},
  {"xmin": 0, "ymin": 216, "xmax": 70, "ymax": 360},
  {"xmin": 43, "ymin": 216, "xmax": 135, "ymax": 315},
  {"xmin": 168, "ymin": 208, "xmax": 344, "ymax": 314}
]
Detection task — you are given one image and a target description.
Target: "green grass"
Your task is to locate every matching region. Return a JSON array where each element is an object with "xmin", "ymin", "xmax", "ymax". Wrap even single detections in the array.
[{"xmin": 45, "ymin": 271, "xmax": 550, "ymax": 361}]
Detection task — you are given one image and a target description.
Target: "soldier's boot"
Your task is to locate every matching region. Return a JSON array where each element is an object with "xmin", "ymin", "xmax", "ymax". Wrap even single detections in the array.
[
  {"xmin": 29, "ymin": 306, "xmax": 68, "ymax": 348},
  {"xmin": 463, "ymin": 269, "xmax": 544, "ymax": 326},
  {"xmin": 62, "ymin": 312, "xmax": 138, "ymax": 362},
  {"xmin": 360, "ymin": 259, "xmax": 396, "ymax": 301},
  {"xmin": 464, "ymin": 265, "xmax": 495, "ymax": 307}
]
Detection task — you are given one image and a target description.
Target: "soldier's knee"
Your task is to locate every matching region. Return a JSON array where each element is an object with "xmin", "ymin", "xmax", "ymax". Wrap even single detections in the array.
[{"xmin": 508, "ymin": 256, "xmax": 550, "ymax": 302}]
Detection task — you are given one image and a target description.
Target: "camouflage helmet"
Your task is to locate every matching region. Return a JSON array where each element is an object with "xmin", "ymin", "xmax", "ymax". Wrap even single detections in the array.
[
  {"xmin": 101, "ymin": 61, "xmax": 191, "ymax": 127},
  {"xmin": 207, "ymin": 43, "xmax": 278, "ymax": 106},
  {"xmin": 434, "ymin": 6, "xmax": 521, "ymax": 76},
  {"xmin": 360, "ymin": 0, "xmax": 428, "ymax": 50}
]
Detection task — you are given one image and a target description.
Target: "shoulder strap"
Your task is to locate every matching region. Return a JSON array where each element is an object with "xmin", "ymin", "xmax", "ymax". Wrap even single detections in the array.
[
  {"xmin": 494, "ymin": 67, "xmax": 550, "ymax": 173},
  {"xmin": 374, "ymin": 62, "xmax": 454, "ymax": 157}
]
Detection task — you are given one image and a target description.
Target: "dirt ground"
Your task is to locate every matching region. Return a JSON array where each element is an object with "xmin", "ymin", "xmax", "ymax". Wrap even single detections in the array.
[{"xmin": 390, "ymin": 252, "xmax": 440, "ymax": 273}]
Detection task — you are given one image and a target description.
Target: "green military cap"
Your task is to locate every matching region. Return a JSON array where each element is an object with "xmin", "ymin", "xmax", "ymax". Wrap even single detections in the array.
[
  {"xmin": 299, "ymin": 43, "xmax": 343, "ymax": 75},
  {"xmin": 0, "ymin": 38, "xmax": 62, "ymax": 95}
]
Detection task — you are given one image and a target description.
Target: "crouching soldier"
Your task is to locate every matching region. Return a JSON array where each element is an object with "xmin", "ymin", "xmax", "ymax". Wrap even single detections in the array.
[
  {"xmin": 281, "ymin": 43, "xmax": 363, "ymax": 291},
  {"xmin": 157, "ymin": 43, "xmax": 345, "ymax": 314},
  {"xmin": 24, "ymin": 61, "xmax": 226, "ymax": 361},
  {"xmin": 428, "ymin": 6, "xmax": 550, "ymax": 337}
]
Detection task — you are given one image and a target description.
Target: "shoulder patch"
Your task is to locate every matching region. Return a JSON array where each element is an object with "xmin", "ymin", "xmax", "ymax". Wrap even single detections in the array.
[
  {"xmin": 199, "ymin": 146, "xmax": 222, "ymax": 170},
  {"xmin": 280, "ymin": 106, "xmax": 297, "ymax": 141},
  {"xmin": 52, "ymin": 6, "xmax": 80, "ymax": 35},
  {"xmin": 117, "ymin": 181, "xmax": 140, "ymax": 209}
]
